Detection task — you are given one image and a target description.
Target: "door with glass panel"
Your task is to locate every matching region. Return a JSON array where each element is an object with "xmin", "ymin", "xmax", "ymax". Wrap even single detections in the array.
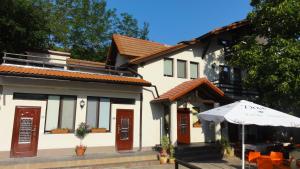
[
  {"xmin": 115, "ymin": 109, "xmax": 133, "ymax": 151},
  {"xmin": 177, "ymin": 108, "xmax": 190, "ymax": 144},
  {"xmin": 11, "ymin": 107, "xmax": 41, "ymax": 157}
]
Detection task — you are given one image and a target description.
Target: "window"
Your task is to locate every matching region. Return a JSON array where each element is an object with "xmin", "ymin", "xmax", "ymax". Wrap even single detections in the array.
[
  {"xmin": 233, "ymin": 68, "xmax": 242, "ymax": 84},
  {"xmin": 164, "ymin": 59, "xmax": 173, "ymax": 77},
  {"xmin": 86, "ymin": 97, "xmax": 111, "ymax": 131},
  {"xmin": 219, "ymin": 65, "xmax": 231, "ymax": 84},
  {"xmin": 177, "ymin": 60, "xmax": 187, "ymax": 78},
  {"xmin": 45, "ymin": 95, "xmax": 77, "ymax": 132},
  {"xmin": 190, "ymin": 62, "xmax": 199, "ymax": 79}
]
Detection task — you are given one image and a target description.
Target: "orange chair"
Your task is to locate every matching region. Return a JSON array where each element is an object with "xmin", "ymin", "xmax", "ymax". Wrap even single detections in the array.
[
  {"xmin": 270, "ymin": 152, "xmax": 284, "ymax": 165},
  {"xmin": 247, "ymin": 151, "xmax": 261, "ymax": 168},
  {"xmin": 257, "ymin": 157, "xmax": 273, "ymax": 169}
]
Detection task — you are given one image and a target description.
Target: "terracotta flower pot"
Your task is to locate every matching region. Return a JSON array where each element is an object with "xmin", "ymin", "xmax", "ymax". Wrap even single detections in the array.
[
  {"xmin": 160, "ymin": 156, "xmax": 168, "ymax": 164},
  {"xmin": 91, "ymin": 128, "xmax": 106, "ymax": 133},
  {"xmin": 296, "ymin": 159, "xmax": 300, "ymax": 168},
  {"xmin": 51, "ymin": 128, "xmax": 69, "ymax": 134},
  {"xmin": 75, "ymin": 146, "xmax": 86, "ymax": 156}
]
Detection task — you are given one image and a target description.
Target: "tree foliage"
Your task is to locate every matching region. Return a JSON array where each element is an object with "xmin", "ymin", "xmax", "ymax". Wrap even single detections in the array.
[
  {"xmin": 0, "ymin": 0, "xmax": 149, "ymax": 61},
  {"xmin": 0, "ymin": 0, "xmax": 50, "ymax": 53},
  {"xmin": 231, "ymin": 0, "xmax": 300, "ymax": 114},
  {"xmin": 44, "ymin": 0, "xmax": 149, "ymax": 61}
]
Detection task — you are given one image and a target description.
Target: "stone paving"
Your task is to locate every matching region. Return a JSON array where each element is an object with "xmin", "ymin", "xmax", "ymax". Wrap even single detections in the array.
[
  {"xmin": 190, "ymin": 158, "xmax": 242, "ymax": 169},
  {"xmin": 51, "ymin": 158, "xmax": 242, "ymax": 169}
]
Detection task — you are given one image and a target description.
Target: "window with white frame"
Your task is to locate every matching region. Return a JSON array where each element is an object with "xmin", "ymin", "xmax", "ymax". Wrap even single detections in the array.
[
  {"xmin": 86, "ymin": 97, "xmax": 111, "ymax": 131},
  {"xmin": 177, "ymin": 60, "xmax": 187, "ymax": 78},
  {"xmin": 45, "ymin": 95, "xmax": 77, "ymax": 132},
  {"xmin": 190, "ymin": 62, "xmax": 199, "ymax": 79},
  {"xmin": 164, "ymin": 58, "xmax": 173, "ymax": 77}
]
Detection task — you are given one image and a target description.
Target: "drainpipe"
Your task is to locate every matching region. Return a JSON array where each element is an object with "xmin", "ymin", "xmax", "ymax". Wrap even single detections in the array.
[
  {"xmin": 139, "ymin": 93, "xmax": 143, "ymax": 151},
  {"xmin": 151, "ymin": 85, "xmax": 159, "ymax": 98}
]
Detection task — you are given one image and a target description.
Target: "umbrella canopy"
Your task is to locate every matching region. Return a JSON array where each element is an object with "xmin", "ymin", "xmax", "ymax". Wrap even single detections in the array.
[
  {"xmin": 198, "ymin": 100, "xmax": 300, "ymax": 127},
  {"xmin": 198, "ymin": 100, "xmax": 300, "ymax": 169}
]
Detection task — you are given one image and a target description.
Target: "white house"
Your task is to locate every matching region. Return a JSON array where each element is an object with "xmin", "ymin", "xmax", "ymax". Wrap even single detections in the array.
[{"xmin": 0, "ymin": 20, "xmax": 253, "ymax": 159}]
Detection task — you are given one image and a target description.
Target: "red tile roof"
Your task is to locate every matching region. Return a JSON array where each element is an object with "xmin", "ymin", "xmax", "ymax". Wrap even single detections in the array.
[
  {"xmin": 112, "ymin": 34, "xmax": 171, "ymax": 59},
  {"xmin": 195, "ymin": 20, "xmax": 249, "ymax": 41},
  {"xmin": 0, "ymin": 65, "xmax": 151, "ymax": 86},
  {"xmin": 153, "ymin": 78, "xmax": 225, "ymax": 102},
  {"xmin": 108, "ymin": 20, "xmax": 249, "ymax": 65}
]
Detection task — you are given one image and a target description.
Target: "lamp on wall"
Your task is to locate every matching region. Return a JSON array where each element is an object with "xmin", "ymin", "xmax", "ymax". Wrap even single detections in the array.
[{"xmin": 80, "ymin": 100, "xmax": 85, "ymax": 108}]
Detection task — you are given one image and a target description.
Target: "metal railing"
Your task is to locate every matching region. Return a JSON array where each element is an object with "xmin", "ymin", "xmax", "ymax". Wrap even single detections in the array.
[
  {"xmin": 175, "ymin": 159, "xmax": 202, "ymax": 169},
  {"xmin": 1, "ymin": 52, "xmax": 143, "ymax": 78},
  {"xmin": 212, "ymin": 80, "xmax": 258, "ymax": 98}
]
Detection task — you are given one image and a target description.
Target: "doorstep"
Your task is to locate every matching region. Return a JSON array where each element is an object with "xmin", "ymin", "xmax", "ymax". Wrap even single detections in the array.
[{"xmin": 0, "ymin": 150, "xmax": 157, "ymax": 169}]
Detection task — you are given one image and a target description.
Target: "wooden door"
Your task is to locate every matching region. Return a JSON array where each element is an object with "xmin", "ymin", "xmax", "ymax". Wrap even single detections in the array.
[
  {"xmin": 11, "ymin": 107, "xmax": 41, "ymax": 157},
  {"xmin": 177, "ymin": 108, "xmax": 190, "ymax": 144},
  {"xmin": 115, "ymin": 109, "xmax": 134, "ymax": 151}
]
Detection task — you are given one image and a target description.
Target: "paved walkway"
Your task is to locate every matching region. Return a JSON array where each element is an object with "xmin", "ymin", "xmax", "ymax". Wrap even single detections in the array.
[
  {"xmin": 190, "ymin": 158, "xmax": 242, "ymax": 169},
  {"xmin": 48, "ymin": 158, "xmax": 242, "ymax": 169}
]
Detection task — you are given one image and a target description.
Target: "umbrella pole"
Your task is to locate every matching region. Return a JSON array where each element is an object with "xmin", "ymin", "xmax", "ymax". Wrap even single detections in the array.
[{"xmin": 242, "ymin": 124, "xmax": 245, "ymax": 169}]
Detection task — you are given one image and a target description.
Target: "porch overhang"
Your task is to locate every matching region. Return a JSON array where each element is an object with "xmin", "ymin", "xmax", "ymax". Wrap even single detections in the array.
[{"xmin": 151, "ymin": 78, "xmax": 231, "ymax": 103}]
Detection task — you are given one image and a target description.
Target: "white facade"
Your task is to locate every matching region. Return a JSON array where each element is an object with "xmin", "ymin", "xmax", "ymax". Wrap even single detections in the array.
[
  {"xmin": 133, "ymin": 37, "xmax": 229, "ymax": 147},
  {"xmin": 0, "ymin": 75, "xmax": 143, "ymax": 158},
  {"xmin": 0, "ymin": 31, "xmax": 235, "ymax": 158}
]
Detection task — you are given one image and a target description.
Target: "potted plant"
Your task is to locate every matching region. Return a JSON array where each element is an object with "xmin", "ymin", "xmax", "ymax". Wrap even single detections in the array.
[
  {"xmin": 168, "ymin": 144, "xmax": 175, "ymax": 164},
  {"xmin": 220, "ymin": 138, "xmax": 234, "ymax": 158},
  {"xmin": 159, "ymin": 135, "xmax": 169, "ymax": 164},
  {"xmin": 75, "ymin": 122, "xmax": 89, "ymax": 156},
  {"xmin": 51, "ymin": 128, "xmax": 69, "ymax": 134}
]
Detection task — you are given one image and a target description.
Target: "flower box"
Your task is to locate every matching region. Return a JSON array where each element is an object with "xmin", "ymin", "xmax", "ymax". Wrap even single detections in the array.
[
  {"xmin": 51, "ymin": 128, "xmax": 69, "ymax": 134},
  {"xmin": 91, "ymin": 128, "xmax": 107, "ymax": 133}
]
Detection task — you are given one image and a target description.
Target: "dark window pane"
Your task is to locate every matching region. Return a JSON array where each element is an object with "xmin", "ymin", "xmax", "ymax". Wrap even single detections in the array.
[
  {"xmin": 86, "ymin": 97, "xmax": 99, "ymax": 128},
  {"xmin": 219, "ymin": 66, "xmax": 230, "ymax": 84},
  {"xmin": 190, "ymin": 62, "xmax": 198, "ymax": 79},
  {"xmin": 164, "ymin": 59, "xmax": 173, "ymax": 76},
  {"xmin": 177, "ymin": 60, "xmax": 187, "ymax": 78},
  {"xmin": 60, "ymin": 96, "xmax": 76, "ymax": 130}
]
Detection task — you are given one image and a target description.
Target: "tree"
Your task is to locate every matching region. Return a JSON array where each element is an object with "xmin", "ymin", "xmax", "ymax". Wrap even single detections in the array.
[
  {"xmin": 230, "ymin": 0, "xmax": 300, "ymax": 115},
  {"xmin": 116, "ymin": 13, "xmax": 149, "ymax": 40},
  {"xmin": 44, "ymin": 0, "xmax": 149, "ymax": 61},
  {"xmin": 0, "ymin": 0, "xmax": 50, "ymax": 53}
]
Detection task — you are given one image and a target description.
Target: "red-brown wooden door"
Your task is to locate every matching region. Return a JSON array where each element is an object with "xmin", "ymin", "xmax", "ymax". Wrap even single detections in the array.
[
  {"xmin": 177, "ymin": 108, "xmax": 190, "ymax": 144},
  {"xmin": 115, "ymin": 109, "xmax": 134, "ymax": 151},
  {"xmin": 10, "ymin": 107, "xmax": 41, "ymax": 157}
]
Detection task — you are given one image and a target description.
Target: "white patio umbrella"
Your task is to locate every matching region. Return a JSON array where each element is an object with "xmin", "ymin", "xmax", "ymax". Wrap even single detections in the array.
[{"xmin": 198, "ymin": 100, "xmax": 300, "ymax": 169}]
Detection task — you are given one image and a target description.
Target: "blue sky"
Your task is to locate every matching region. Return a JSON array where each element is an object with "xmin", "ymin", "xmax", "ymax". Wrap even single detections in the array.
[{"xmin": 107, "ymin": 0, "xmax": 252, "ymax": 45}]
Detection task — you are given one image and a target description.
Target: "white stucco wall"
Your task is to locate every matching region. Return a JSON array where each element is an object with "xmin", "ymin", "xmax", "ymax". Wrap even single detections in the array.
[
  {"xmin": 26, "ymin": 52, "xmax": 70, "ymax": 65},
  {"xmin": 0, "ymin": 77, "xmax": 142, "ymax": 152},
  {"xmin": 115, "ymin": 54, "xmax": 129, "ymax": 67},
  {"xmin": 135, "ymin": 37, "xmax": 227, "ymax": 145}
]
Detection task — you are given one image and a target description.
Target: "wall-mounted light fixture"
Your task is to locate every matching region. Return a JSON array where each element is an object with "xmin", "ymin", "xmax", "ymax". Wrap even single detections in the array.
[{"xmin": 80, "ymin": 100, "xmax": 85, "ymax": 108}]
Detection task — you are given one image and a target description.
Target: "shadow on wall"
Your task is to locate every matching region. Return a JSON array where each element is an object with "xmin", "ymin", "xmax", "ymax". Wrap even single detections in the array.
[
  {"xmin": 203, "ymin": 39, "xmax": 225, "ymax": 81},
  {"xmin": 150, "ymin": 103, "xmax": 164, "ymax": 120}
]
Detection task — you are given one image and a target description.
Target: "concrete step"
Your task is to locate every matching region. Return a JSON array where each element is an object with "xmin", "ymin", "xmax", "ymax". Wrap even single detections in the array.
[
  {"xmin": 0, "ymin": 151, "xmax": 158, "ymax": 169},
  {"xmin": 55, "ymin": 160, "xmax": 174, "ymax": 169},
  {"xmin": 175, "ymin": 144, "xmax": 223, "ymax": 162}
]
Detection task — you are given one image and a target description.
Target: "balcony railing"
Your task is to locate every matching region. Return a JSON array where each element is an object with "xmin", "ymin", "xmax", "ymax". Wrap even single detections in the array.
[
  {"xmin": 1, "ymin": 52, "xmax": 142, "ymax": 78},
  {"xmin": 212, "ymin": 80, "xmax": 258, "ymax": 99}
]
